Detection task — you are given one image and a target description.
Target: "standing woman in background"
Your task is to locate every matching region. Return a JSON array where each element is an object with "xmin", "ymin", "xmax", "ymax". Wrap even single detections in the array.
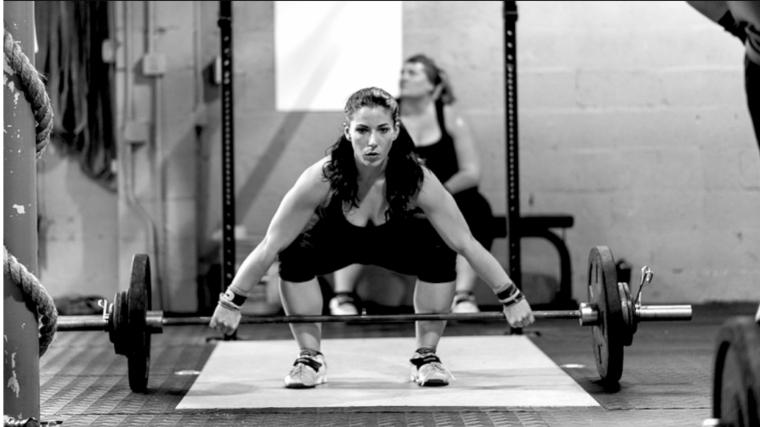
[{"xmin": 330, "ymin": 54, "xmax": 496, "ymax": 315}]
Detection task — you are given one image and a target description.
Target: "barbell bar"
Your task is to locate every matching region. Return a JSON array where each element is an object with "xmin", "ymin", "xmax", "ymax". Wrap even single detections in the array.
[
  {"xmin": 57, "ymin": 305, "xmax": 693, "ymax": 329},
  {"xmin": 54, "ymin": 247, "xmax": 693, "ymax": 393}
]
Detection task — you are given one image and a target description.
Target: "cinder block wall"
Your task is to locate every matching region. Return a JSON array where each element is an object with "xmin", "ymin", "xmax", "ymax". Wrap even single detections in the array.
[
  {"xmin": 36, "ymin": 1, "xmax": 760, "ymax": 312},
  {"xmin": 516, "ymin": 1, "xmax": 760, "ymax": 303}
]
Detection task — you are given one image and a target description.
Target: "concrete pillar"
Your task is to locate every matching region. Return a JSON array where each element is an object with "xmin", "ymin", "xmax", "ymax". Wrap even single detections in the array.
[{"xmin": 3, "ymin": 1, "xmax": 42, "ymax": 420}]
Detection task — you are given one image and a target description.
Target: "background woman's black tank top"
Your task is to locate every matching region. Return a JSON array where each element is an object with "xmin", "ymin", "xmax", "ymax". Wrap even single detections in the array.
[{"xmin": 411, "ymin": 101, "xmax": 459, "ymax": 184}]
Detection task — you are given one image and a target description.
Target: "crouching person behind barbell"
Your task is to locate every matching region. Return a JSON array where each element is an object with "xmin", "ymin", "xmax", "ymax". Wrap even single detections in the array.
[{"xmin": 210, "ymin": 86, "xmax": 534, "ymax": 389}]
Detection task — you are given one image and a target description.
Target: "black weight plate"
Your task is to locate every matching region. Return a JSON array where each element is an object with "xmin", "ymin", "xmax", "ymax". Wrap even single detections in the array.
[
  {"xmin": 108, "ymin": 291, "xmax": 119, "ymax": 349},
  {"xmin": 617, "ymin": 281, "xmax": 635, "ymax": 346},
  {"xmin": 588, "ymin": 246, "xmax": 625, "ymax": 388},
  {"xmin": 110, "ymin": 291, "xmax": 130, "ymax": 356},
  {"xmin": 127, "ymin": 254, "xmax": 152, "ymax": 393},
  {"xmin": 712, "ymin": 316, "xmax": 760, "ymax": 427}
]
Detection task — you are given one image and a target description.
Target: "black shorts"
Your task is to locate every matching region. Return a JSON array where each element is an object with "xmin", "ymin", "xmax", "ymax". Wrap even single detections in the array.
[{"xmin": 279, "ymin": 208, "xmax": 456, "ymax": 283}]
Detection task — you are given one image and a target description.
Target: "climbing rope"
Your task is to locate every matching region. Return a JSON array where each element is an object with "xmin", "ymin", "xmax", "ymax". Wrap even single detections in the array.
[
  {"xmin": 3, "ymin": 246, "xmax": 58, "ymax": 357},
  {"xmin": 3, "ymin": 29, "xmax": 54, "ymax": 158},
  {"xmin": 3, "ymin": 414, "xmax": 43, "ymax": 426}
]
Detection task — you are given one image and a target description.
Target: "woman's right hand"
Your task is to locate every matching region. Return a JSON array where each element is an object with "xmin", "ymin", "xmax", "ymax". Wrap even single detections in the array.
[
  {"xmin": 502, "ymin": 299, "xmax": 535, "ymax": 329},
  {"xmin": 209, "ymin": 300, "xmax": 242, "ymax": 335}
]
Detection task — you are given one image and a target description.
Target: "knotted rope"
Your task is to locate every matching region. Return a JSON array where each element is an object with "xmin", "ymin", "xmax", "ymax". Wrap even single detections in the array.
[
  {"xmin": 3, "ymin": 247, "xmax": 58, "ymax": 357},
  {"xmin": 3, "ymin": 414, "xmax": 43, "ymax": 426},
  {"xmin": 4, "ymin": 29, "xmax": 54, "ymax": 158}
]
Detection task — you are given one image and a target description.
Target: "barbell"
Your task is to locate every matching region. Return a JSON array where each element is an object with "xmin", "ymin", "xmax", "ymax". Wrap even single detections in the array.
[{"xmin": 56, "ymin": 246, "xmax": 692, "ymax": 393}]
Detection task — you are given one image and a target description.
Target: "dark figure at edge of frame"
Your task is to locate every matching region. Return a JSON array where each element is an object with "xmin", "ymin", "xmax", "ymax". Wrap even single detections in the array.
[{"xmin": 687, "ymin": 1, "xmax": 760, "ymax": 154}]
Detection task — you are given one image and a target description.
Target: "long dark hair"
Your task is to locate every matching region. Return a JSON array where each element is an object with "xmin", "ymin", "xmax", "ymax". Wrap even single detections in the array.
[{"xmin": 322, "ymin": 87, "xmax": 423, "ymax": 220}]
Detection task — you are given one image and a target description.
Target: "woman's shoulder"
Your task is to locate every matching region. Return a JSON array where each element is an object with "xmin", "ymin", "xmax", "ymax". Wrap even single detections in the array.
[
  {"xmin": 294, "ymin": 157, "xmax": 332, "ymax": 195},
  {"xmin": 299, "ymin": 156, "xmax": 327, "ymax": 175},
  {"xmin": 441, "ymin": 103, "xmax": 464, "ymax": 125},
  {"xmin": 412, "ymin": 166, "xmax": 448, "ymax": 208},
  {"xmin": 311, "ymin": 155, "xmax": 332, "ymax": 170},
  {"xmin": 418, "ymin": 166, "xmax": 443, "ymax": 191},
  {"xmin": 439, "ymin": 103, "xmax": 475, "ymax": 140}
]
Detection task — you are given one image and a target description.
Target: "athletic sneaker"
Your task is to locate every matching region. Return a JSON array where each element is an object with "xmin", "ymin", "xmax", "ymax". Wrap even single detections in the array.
[
  {"xmin": 284, "ymin": 352, "xmax": 326, "ymax": 388},
  {"xmin": 329, "ymin": 294, "xmax": 358, "ymax": 316},
  {"xmin": 452, "ymin": 292, "xmax": 480, "ymax": 314},
  {"xmin": 409, "ymin": 350, "xmax": 454, "ymax": 387}
]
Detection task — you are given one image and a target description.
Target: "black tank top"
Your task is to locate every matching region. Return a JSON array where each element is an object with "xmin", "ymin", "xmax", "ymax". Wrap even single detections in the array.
[{"xmin": 410, "ymin": 101, "xmax": 459, "ymax": 184}]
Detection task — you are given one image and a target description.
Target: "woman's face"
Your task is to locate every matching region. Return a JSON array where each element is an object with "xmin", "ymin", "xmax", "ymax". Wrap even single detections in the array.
[
  {"xmin": 344, "ymin": 106, "xmax": 398, "ymax": 168},
  {"xmin": 399, "ymin": 61, "xmax": 434, "ymax": 98}
]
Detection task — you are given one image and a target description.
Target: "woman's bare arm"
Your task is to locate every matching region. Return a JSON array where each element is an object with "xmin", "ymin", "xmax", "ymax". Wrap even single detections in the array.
[
  {"xmin": 442, "ymin": 105, "xmax": 481, "ymax": 194},
  {"xmin": 228, "ymin": 158, "xmax": 331, "ymax": 295},
  {"xmin": 415, "ymin": 168, "xmax": 512, "ymax": 292}
]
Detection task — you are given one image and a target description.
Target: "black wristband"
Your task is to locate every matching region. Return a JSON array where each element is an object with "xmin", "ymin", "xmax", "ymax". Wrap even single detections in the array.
[
  {"xmin": 218, "ymin": 299, "xmax": 240, "ymax": 311},
  {"xmin": 497, "ymin": 283, "xmax": 524, "ymax": 306},
  {"xmin": 496, "ymin": 284, "xmax": 520, "ymax": 301},
  {"xmin": 501, "ymin": 293, "xmax": 525, "ymax": 307},
  {"xmin": 224, "ymin": 288, "xmax": 248, "ymax": 306}
]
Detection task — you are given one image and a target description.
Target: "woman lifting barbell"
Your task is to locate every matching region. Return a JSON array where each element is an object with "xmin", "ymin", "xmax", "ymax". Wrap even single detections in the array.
[{"xmin": 209, "ymin": 86, "xmax": 534, "ymax": 389}]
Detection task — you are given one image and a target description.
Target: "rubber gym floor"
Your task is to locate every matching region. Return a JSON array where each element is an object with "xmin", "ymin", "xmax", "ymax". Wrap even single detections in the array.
[{"xmin": 39, "ymin": 302, "xmax": 756, "ymax": 427}]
